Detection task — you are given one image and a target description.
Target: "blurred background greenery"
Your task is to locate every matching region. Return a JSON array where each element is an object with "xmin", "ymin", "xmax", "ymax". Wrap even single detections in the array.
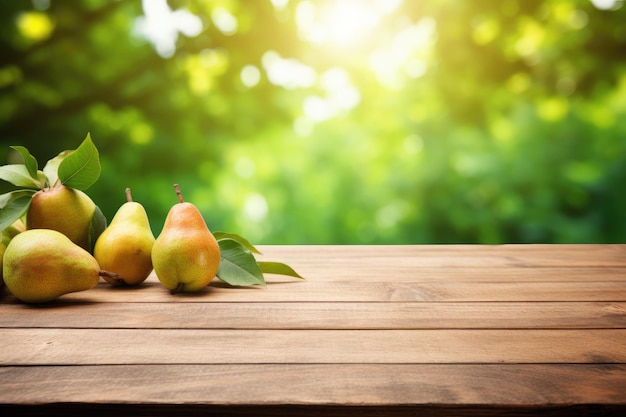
[{"xmin": 0, "ymin": 0, "xmax": 625, "ymax": 244}]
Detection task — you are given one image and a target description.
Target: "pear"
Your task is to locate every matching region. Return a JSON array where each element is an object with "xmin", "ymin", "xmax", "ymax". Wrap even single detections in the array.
[
  {"xmin": 1, "ymin": 219, "xmax": 25, "ymax": 287},
  {"xmin": 26, "ymin": 185, "xmax": 104, "ymax": 251},
  {"xmin": 0, "ymin": 241, "xmax": 5, "ymax": 288},
  {"xmin": 3, "ymin": 229, "xmax": 116, "ymax": 303},
  {"xmin": 4, "ymin": 219, "xmax": 25, "ymax": 239},
  {"xmin": 94, "ymin": 188, "xmax": 155, "ymax": 286},
  {"xmin": 152, "ymin": 184, "xmax": 220, "ymax": 293}
]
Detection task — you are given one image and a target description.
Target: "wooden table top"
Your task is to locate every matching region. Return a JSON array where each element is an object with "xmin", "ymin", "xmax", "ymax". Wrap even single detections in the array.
[{"xmin": 1, "ymin": 244, "xmax": 625, "ymax": 416}]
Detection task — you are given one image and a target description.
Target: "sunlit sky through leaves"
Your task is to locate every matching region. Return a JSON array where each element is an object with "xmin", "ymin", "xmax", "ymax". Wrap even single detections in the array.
[
  {"xmin": 116, "ymin": 0, "xmax": 626, "ymax": 237},
  {"xmin": 4, "ymin": 0, "xmax": 626, "ymax": 244},
  {"xmin": 133, "ymin": 0, "xmax": 439, "ymax": 135}
]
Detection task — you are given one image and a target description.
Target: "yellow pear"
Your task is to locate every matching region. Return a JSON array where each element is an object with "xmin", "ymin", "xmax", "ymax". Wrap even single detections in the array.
[
  {"xmin": 1, "ymin": 219, "xmax": 25, "ymax": 287},
  {"xmin": 94, "ymin": 188, "xmax": 155, "ymax": 286},
  {"xmin": 0, "ymin": 241, "xmax": 5, "ymax": 288},
  {"xmin": 26, "ymin": 185, "xmax": 102, "ymax": 251},
  {"xmin": 4, "ymin": 219, "xmax": 25, "ymax": 239},
  {"xmin": 3, "ymin": 229, "xmax": 113, "ymax": 303},
  {"xmin": 151, "ymin": 184, "xmax": 220, "ymax": 293}
]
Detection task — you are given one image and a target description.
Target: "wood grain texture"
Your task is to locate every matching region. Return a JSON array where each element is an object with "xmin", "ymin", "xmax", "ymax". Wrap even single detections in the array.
[
  {"xmin": 0, "ymin": 301, "xmax": 624, "ymax": 329},
  {"xmin": 255, "ymin": 244, "xmax": 626, "ymax": 267},
  {"xmin": 4, "ymin": 278, "xmax": 626, "ymax": 303},
  {"xmin": 1, "ymin": 364, "xmax": 625, "ymax": 406},
  {"xmin": 0, "ymin": 301, "xmax": 626, "ymax": 330},
  {"xmin": 0, "ymin": 244, "xmax": 625, "ymax": 416},
  {"xmin": 1, "ymin": 329, "xmax": 626, "ymax": 365},
  {"xmin": 255, "ymin": 245, "xmax": 626, "ymax": 284}
]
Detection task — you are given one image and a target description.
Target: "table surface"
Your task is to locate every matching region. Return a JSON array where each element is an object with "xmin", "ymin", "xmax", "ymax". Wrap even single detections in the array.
[{"xmin": 1, "ymin": 244, "xmax": 626, "ymax": 416}]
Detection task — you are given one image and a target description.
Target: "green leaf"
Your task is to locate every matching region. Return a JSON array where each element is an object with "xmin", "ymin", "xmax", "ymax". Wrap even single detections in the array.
[
  {"xmin": 258, "ymin": 261, "xmax": 305, "ymax": 280},
  {"xmin": 87, "ymin": 204, "xmax": 107, "ymax": 254},
  {"xmin": 43, "ymin": 150, "xmax": 73, "ymax": 188},
  {"xmin": 213, "ymin": 231, "xmax": 262, "ymax": 254},
  {"xmin": 0, "ymin": 165, "xmax": 42, "ymax": 189},
  {"xmin": 10, "ymin": 146, "xmax": 38, "ymax": 180},
  {"xmin": 0, "ymin": 195, "xmax": 32, "ymax": 231},
  {"xmin": 217, "ymin": 238, "xmax": 266, "ymax": 287},
  {"xmin": 37, "ymin": 170, "xmax": 47, "ymax": 187},
  {"xmin": 58, "ymin": 133, "xmax": 101, "ymax": 190},
  {"xmin": 0, "ymin": 189, "xmax": 36, "ymax": 209}
]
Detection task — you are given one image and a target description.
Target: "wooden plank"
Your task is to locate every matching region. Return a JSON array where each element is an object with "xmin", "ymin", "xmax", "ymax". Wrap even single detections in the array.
[
  {"xmin": 256, "ymin": 244, "xmax": 626, "ymax": 268},
  {"xmin": 4, "ymin": 279, "xmax": 623, "ymax": 303},
  {"xmin": 1, "ymin": 364, "xmax": 625, "ymax": 406},
  {"xmin": 1, "ymin": 329, "xmax": 625, "ymax": 365},
  {"xmin": 1, "ymin": 302, "xmax": 624, "ymax": 330},
  {"xmin": 0, "ymin": 244, "xmax": 625, "ymax": 415},
  {"xmin": 195, "ymin": 281, "xmax": 626, "ymax": 303},
  {"xmin": 272, "ymin": 266, "xmax": 626, "ymax": 283}
]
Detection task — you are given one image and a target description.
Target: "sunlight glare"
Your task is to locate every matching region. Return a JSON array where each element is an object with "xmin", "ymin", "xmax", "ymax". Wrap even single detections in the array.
[
  {"xmin": 133, "ymin": 0, "xmax": 202, "ymax": 58},
  {"xmin": 590, "ymin": 0, "xmax": 624, "ymax": 10},
  {"xmin": 321, "ymin": 68, "xmax": 361, "ymax": 112},
  {"xmin": 296, "ymin": 0, "xmax": 403, "ymax": 48},
  {"xmin": 369, "ymin": 17, "xmax": 436, "ymax": 89},
  {"xmin": 301, "ymin": 68, "xmax": 361, "ymax": 124},
  {"xmin": 211, "ymin": 6, "xmax": 238, "ymax": 36},
  {"xmin": 270, "ymin": 0, "xmax": 290, "ymax": 11},
  {"xmin": 261, "ymin": 50, "xmax": 317, "ymax": 90}
]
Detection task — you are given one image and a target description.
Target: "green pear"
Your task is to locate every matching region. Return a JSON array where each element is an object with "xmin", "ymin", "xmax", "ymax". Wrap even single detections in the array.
[
  {"xmin": 94, "ymin": 188, "xmax": 155, "ymax": 286},
  {"xmin": 3, "ymin": 229, "xmax": 115, "ymax": 303},
  {"xmin": 151, "ymin": 184, "xmax": 220, "ymax": 293},
  {"xmin": 26, "ymin": 184, "xmax": 105, "ymax": 252}
]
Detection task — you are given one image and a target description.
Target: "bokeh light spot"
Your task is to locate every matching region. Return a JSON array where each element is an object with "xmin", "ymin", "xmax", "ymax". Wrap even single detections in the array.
[
  {"xmin": 211, "ymin": 6, "xmax": 238, "ymax": 36},
  {"xmin": 240, "ymin": 65, "xmax": 261, "ymax": 88},
  {"xmin": 262, "ymin": 50, "xmax": 317, "ymax": 90},
  {"xmin": 130, "ymin": 123, "xmax": 154, "ymax": 145},
  {"xmin": 16, "ymin": 12, "xmax": 54, "ymax": 42},
  {"xmin": 243, "ymin": 193, "xmax": 269, "ymax": 222},
  {"xmin": 133, "ymin": 0, "xmax": 202, "ymax": 58}
]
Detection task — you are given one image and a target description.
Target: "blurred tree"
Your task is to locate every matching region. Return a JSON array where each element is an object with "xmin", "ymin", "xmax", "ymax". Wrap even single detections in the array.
[{"xmin": 0, "ymin": 0, "xmax": 625, "ymax": 243}]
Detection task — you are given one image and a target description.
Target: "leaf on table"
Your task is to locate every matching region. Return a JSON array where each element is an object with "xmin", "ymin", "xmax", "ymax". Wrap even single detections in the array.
[
  {"xmin": 58, "ymin": 133, "xmax": 101, "ymax": 190},
  {"xmin": 0, "ymin": 165, "xmax": 42, "ymax": 189},
  {"xmin": 216, "ymin": 238, "xmax": 266, "ymax": 287},
  {"xmin": 10, "ymin": 146, "xmax": 39, "ymax": 180},
  {"xmin": 213, "ymin": 231, "xmax": 262, "ymax": 254},
  {"xmin": 257, "ymin": 261, "xmax": 305, "ymax": 280}
]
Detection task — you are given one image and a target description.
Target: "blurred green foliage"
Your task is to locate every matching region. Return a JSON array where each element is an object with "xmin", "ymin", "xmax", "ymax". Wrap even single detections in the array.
[{"xmin": 1, "ymin": 0, "xmax": 625, "ymax": 244}]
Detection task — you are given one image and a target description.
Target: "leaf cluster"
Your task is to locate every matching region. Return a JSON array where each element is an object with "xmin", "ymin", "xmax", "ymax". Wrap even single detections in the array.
[{"xmin": 0, "ymin": 133, "xmax": 101, "ymax": 230}]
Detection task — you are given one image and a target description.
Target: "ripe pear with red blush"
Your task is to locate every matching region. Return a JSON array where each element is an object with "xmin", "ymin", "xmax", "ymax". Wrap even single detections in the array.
[{"xmin": 151, "ymin": 184, "xmax": 220, "ymax": 293}]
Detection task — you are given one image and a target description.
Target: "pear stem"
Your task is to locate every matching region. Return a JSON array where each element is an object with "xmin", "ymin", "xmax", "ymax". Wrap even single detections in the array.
[
  {"xmin": 99, "ymin": 270, "xmax": 120, "ymax": 280},
  {"xmin": 171, "ymin": 282, "xmax": 185, "ymax": 294},
  {"xmin": 174, "ymin": 183, "xmax": 184, "ymax": 203},
  {"xmin": 125, "ymin": 188, "xmax": 133, "ymax": 202}
]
